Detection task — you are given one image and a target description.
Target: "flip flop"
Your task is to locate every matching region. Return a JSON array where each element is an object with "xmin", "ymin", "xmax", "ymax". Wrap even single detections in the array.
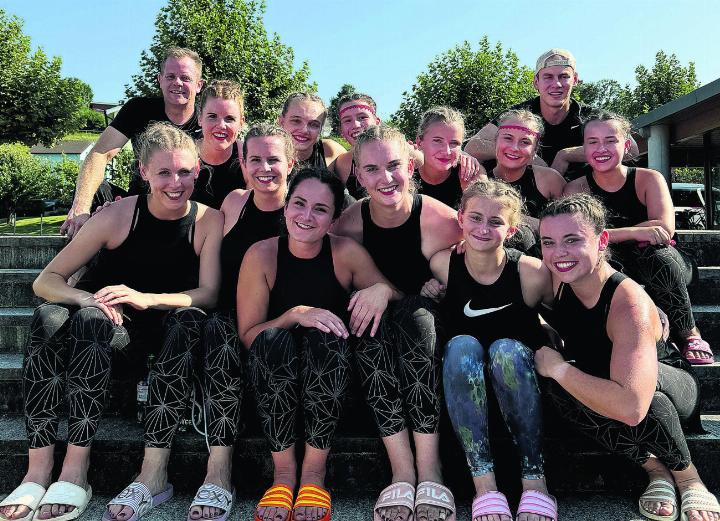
[
  {"xmin": 638, "ymin": 478, "xmax": 678, "ymax": 521},
  {"xmin": 186, "ymin": 483, "xmax": 235, "ymax": 521},
  {"xmin": 102, "ymin": 481, "xmax": 174, "ymax": 521},
  {"xmin": 0, "ymin": 482, "xmax": 46, "ymax": 521},
  {"xmin": 679, "ymin": 488, "xmax": 720, "ymax": 521},
  {"xmin": 373, "ymin": 482, "xmax": 415, "ymax": 521},
  {"xmin": 516, "ymin": 489, "xmax": 557, "ymax": 521},
  {"xmin": 682, "ymin": 337, "xmax": 715, "ymax": 365},
  {"xmin": 415, "ymin": 481, "xmax": 455, "ymax": 521},
  {"xmin": 472, "ymin": 491, "xmax": 512, "ymax": 520},
  {"xmin": 291, "ymin": 484, "xmax": 331, "ymax": 521},
  {"xmin": 31, "ymin": 481, "xmax": 91, "ymax": 521},
  {"xmin": 255, "ymin": 484, "xmax": 293, "ymax": 521}
]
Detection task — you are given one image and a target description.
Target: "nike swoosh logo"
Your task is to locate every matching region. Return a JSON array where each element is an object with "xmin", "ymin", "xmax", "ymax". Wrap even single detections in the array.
[
  {"xmin": 463, "ymin": 301, "xmax": 512, "ymax": 317},
  {"xmin": 570, "ymin": 125, "xmax": 580, "ymax": 129}
]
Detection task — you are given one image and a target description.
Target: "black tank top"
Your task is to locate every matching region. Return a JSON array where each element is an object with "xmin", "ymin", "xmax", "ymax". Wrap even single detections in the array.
[
  {"xmin": 292, "ymin": 140, "xmax": 327, "ymax": 174},
  {"xmin": 219, "ymin": 191, "xmax": 284, "ymax": 308},
  {"xmin": 489, "ymin": 165, "xmax": 548, "ymax": 218},
  {"xmin": 194, "ymin": 142, "xmax": 245, "ymax": 209},
  {"xmin": 442, "ymin": 249, "xmax": 546, "ymax": 350},
  {"xmin": 361, "ymin": 194, "xmax": 433, "ymax": 295},
  {"xmin": 415, "ymin": 165, "xmax": 462, "ymax": 209},
  {"xmin": 347, "ymin": 159, "xmax": 365, "ymax": 200},
  {"xmin": 80, "ymin": 196, "xmax": 199, "ymax": 294},
  {"xmin": 551, "ymin": 272, "xmax": 687, "ymax": 379},
  {"xmin": 267, "ymin": 235, "xmax": 349, "ymax": 320},
  {"xmin": 585, "ymin": 167, "xmax": 648, "ymax": 228}
]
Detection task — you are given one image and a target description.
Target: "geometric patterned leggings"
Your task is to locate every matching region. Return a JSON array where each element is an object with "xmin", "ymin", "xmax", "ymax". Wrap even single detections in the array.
[
  {"xmin": 443, "ymin": 336, "xmax": 545, "ymax": 479},
  {"xmin": 612, "ymin": 243, "xmax": 696, "ymax": 337},
  {"xmin": 354, "ymin": 295, "xmax": 442, "ymax": 438},
  {"xmin": 248, "ymin": 326, "xmax": 351, "ymax": 452},
  {"xmin": 546, "ymin": 362, "xmax": 699, "ymax": 471},
  {"xmin": 23, "ymin": 303, "xmax": 204, "ymax": 449}
]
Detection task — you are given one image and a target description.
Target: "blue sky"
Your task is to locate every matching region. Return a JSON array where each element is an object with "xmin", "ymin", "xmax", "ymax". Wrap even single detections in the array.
[{"xmin": 3, "ymin": 0, "xmax": 720, "ymax": 120}]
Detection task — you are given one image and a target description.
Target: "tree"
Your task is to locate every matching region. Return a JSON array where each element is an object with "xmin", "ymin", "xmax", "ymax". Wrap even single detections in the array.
[
  {"xmin": 574, "ymin": 79, "xmax": 631, "ymax": 115},
  {"xmin": 574, "ymin": 51, "xmax": 700, "ymax": 120},
  {"xmin": 328, "ymin": 83, "xmax": 356, "ymax": 136},
  {"xmin": 624, "ymin": 51, "xmax": 699, "ymax": 119},
  {"xmin": 392, "ymin": 37, "xmax": 536, "ymax": 139},
  {"xmin": 126, "ymin": 0, "xmax": 314, "ymax": 123},
  {"xmin": 0, "ymin": 144, "xmax": 50, "ymax": 219},
  {"xmin": 0, "ymin": 9, "xmax": 93, "ymax": 146}
]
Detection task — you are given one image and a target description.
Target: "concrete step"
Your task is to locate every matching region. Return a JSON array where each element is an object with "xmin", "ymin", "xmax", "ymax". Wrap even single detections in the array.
[
  {"xmin": 0, "ymin": 308, "xmax": 33, "ymax": 353},
  {"xmin": 689, "ymin": 267, "xmax": 720, "ymax": 305},
  {"xmin": 0, "ymin": 269, "xmax": 42, "ymax": 308},
  {"xmin": 0, "ymin": 414, "xmax": 719, "ymax": 497},
  {"xmin": 0, "ymin": 236, "xmax": 66, "ymax": 270},
  {"xmin": 676, "ymin": 230, "xmax": 720, "ymax": 266}
]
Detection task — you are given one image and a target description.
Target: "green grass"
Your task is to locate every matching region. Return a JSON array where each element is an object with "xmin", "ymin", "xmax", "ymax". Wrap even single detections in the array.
[
  {"xmin": 62, "ymin": 131, "xmax": 101, "ymax": 141},
  {"xmin": 0, "ymin": 215, "xmax": 66, "ymax": 235}
]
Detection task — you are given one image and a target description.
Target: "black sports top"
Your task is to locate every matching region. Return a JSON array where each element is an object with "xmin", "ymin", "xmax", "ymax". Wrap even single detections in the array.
[
  {"xmin": 219, "ymin": 191, "xmax": 284, "ymax": 308},
  {"xmin": 267, "ymin": 235, "xmax": 349, "ymax": 320},
  {"xmin": 550, "ymin": 272, "xmax": 688, "ymax": 379},
  {"xmin": 114, "ymin": 98, "xmax": 202, "ymax": 197},
  {"xmin": 79, "ymin": 195, "xmax": 199, "ymax": 295},
  {"xmin": 347, "ymin": 159, "xmax": 366, "ymax": 200},
  {"xmin": 361, "ymin": 194, "xmax": 433, "ymax": 295},
  {"xmin": 292, "ymin": 140, "xmax": 327, "ymax": 174},
  {"xmin": 442, "ymin": 249, "xmax": 546, "ymax": 350},
  {"xmin": 488, "ymin": 165, "xmax": 549, "ymax": 218},
  {"xmin": 194, "ymin": 142, "xmax": 246, "ymax": 209},
  {"xmin": 415, "ymin": 165, "xmax": 462, "ymax": 209},
  {"xmin": 585, "ymin": 168, "xmax": 648, "ymax": 229}
]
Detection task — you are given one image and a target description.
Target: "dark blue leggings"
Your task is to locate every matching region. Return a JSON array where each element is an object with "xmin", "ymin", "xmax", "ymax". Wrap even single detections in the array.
[{"xmin": 443, "ymin": 335, "xmax": 545, "ymax": 479}]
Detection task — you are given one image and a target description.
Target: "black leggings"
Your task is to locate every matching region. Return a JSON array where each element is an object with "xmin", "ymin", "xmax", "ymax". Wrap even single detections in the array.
[
  {"xmin": 547, "ymin": 362, "xmax": 699, "ymax": 471},
  {"xmin": 248, "ymin": 327, "xmax": 351, "ymax": 452},
  {"xmin": 354, "ymin": 296, "xmax": 442, "ymax": 437},
  {"xmin": 612, "ymin": 243, "xmax": 695, "ymax": 337},
  {"xmin": 201, "ymin": 309, "xmax": 244, "ymax": 447},
  {"xmin": 23, "ymin": 303, "xmax": 204, "ymax": 449}
]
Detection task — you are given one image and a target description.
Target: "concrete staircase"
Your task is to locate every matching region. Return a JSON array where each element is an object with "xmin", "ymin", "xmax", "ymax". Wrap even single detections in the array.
[{"xmin": 0, "ymin": 233, "xmax": 718, "ymax": 503}]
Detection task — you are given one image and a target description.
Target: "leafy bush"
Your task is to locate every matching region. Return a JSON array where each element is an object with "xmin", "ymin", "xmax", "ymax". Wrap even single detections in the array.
[
  {"xmin": 110, "ymin": 148, "xmax": 135, "ymax": 192},
  {"xmin": 0, "ymin": 144, "xmax": 80, "ymax": 218}
]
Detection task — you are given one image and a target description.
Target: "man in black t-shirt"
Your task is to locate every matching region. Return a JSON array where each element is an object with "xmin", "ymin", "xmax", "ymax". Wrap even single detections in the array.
[
  {"xmin": 61, "ymin": 47, "xmax": 205, "ymax": 238},
  {"xmin": 465, "ymin": 48, "xmax": 637, "ymax": 181}
]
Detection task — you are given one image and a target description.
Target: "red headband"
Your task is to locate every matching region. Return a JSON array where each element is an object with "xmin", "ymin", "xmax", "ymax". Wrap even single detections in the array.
[
  {"xmin": 498, "ymin": 124, "xmax": 539, "ymax": 137},
  {"xmin": 339, "ymin": 103, "xmax": 376, "ymax": 117}
]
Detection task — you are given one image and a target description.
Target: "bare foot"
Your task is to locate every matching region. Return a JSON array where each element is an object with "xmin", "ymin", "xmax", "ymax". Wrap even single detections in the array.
[
  {"xmin": 676, "ymin": 477, "xmax": 720, "ymax": 521},
  {"xmin": 293, "ymin": 471, "xmax": 328, "ymax": 521},
  {"xmin": 187, "ymin": 472, "xmax": 232, "ymax": 520},
  {"xmin": 106, "ymin": 469, "xmax": 167, "ymax": 520},
  {"xmin": 517, "ymin": 478, "xmax": 554, "ymax": 521},
  {"xmin": 641, "ymin": 458, "xmax": 676, "ymax": 518},
  {"xmin": 0, "ymin": 474, "xmax": 51, "ymax": 521}
]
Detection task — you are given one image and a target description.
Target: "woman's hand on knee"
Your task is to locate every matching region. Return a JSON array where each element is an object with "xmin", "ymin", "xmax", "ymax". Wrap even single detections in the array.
[
  {"xmin": 534, "ymin": 346, "xmax": 568, "ymax": 380},
  {"xmin": 79, "ymin": 295, "xmax": 124, "ymax": 326},
  {"xmin": 348, "ymin": 283, "xmax": 392, "ymax": 337},
  {"xmin": 94, "ymin": 284, "xmax": 152, "ymax": 311},
  {"xmin": 292, "ymin": 306, "xmax": 349, "ymax": 338}
]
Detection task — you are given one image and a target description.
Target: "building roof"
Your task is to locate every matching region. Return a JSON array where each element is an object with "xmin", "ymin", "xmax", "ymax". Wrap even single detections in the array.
[
  {"xmin": 30, "ymin": 140, "xmax": 94, "ymax": 155},
  {"xmin": 633, "ymin": 78, "xmax": 720, "ymax": 142}
]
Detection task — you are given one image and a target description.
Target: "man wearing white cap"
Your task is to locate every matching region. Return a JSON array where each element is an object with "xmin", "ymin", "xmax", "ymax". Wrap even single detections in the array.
[{"xmin": 465, "ymin": 48, "xmax": 637, "ymax": 180}]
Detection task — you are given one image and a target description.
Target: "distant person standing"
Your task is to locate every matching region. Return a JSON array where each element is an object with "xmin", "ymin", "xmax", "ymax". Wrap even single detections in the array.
[
  {"xmin": 465, "ymin": 48, "xmax": 638, "ymax": 181},
  {"xmin": 61, "ymin": 47, "xmax": 205, "ymax": 239}
]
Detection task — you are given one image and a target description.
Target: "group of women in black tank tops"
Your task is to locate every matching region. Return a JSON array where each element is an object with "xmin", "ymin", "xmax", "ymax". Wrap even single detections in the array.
[{"xmin": 5, "ymin": 84, "xmax": 719, "ymax": 521}]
